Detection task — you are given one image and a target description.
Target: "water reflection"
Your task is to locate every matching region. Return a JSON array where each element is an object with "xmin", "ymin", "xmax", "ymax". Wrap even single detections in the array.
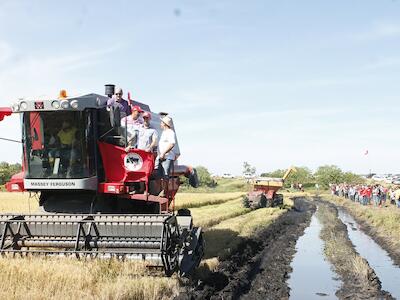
[
  {"xmin": 338, "ymin": 209, "xmax": 400, "ymax": 299},
  {"xmin": 288, "ymin": 214, "xmax": 340, "ymax": 299}
]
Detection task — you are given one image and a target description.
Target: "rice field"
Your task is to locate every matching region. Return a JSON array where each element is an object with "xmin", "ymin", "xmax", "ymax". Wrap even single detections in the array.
[{"xmin": 0, "ymin": 188, "xmax": 292, "ymax": 299}]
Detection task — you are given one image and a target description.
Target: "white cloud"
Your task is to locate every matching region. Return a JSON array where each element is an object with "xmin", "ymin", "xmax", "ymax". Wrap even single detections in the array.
[
  {"xmin": 0, "ymin": 41, "xmax": 122, "ymax": 163},
  {"xmin": 353, "ymin": 21, "xmax": 400, "ymax": 41},
  {"xmin": 0, "ymin": 43, "xmax": 122, "ymax": 102},
  {"xmin": 0, "ymin": 41, "xmax": 13, "ymax": 65},
  {"xmin": 363, "ymin": 56, "xmax": 400, "ymax": 70}
]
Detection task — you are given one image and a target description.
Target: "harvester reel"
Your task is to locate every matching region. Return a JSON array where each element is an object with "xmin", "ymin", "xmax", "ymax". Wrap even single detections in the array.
[{"xmin": 176, "ymin": 209, "xmax": 204, "ymax": 276}]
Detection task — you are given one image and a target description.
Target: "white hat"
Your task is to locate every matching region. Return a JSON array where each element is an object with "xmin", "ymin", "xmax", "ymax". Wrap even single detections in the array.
[
  {"xmin": 161, "ymin": 116, "xmax": 172, "ymax": 127},
  {"xmin": 115, "ymin": 87, "xmax": 123, "ymax": 94}
]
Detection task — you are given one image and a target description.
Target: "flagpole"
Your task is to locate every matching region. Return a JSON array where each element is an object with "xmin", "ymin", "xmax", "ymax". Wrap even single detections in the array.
[{"xmin": 364, "ymin": 149, "xmax": 370, "ymax": 177}]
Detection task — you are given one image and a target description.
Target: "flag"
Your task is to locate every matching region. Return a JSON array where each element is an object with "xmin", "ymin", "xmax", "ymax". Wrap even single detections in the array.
[
  {"xmin": 364, "ymin": 150, "xmax": 369, "ymax": 155},
  {"xmin": 128, "ymin": 92, "xmax": 133, "ymax": 105}
]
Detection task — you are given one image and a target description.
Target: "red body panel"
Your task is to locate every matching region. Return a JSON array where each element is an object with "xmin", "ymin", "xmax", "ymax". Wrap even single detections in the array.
[
  {"xmin": 253, "ymin": 186, "xmax": 280, "ymax": 199},
  {"xmin": 98, "ymin": 141, "xmax": 179, "ymax": 212},
  {"xmin": 5, "ymin": 171, "xmax": 24, "ymax": 192},
  {"xmin": 0, "ymin": 107, "xmax": 12, "ymax": 122},
  {"xmin": 98, "ymin": 141, "xmax": 155, "ymax": 183}
]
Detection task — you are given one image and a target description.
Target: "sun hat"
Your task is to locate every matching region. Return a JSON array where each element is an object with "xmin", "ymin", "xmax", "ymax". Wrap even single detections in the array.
[{"xmin": 161, "ymin": 116, "xmax": 172, "ymax": 127}]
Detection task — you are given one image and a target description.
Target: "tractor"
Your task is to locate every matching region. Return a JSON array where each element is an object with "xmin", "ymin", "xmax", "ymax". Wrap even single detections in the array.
[{"xmin": 243, "ymin": 167, "xmax": 296, "ymax": 209}]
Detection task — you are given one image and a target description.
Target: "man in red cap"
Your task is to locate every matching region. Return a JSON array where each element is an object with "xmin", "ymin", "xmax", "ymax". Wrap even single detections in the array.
[{"xmin": 122, "ymin": 105, "xmax": 143, "ymax": 150}]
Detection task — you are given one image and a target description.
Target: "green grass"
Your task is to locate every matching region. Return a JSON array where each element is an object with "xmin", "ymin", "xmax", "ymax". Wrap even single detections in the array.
[{"xmin": 180, "ymin": 178, "xmax": 252, "ymax": 193}]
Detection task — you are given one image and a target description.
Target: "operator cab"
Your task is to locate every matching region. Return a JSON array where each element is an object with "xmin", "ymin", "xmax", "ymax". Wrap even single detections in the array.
[
  {"xmin": 12, "ymin": 93, "xmax": 110, "ymax": 191},
  {"xmin": 24, "ymin": 110, "xmax": 95, "ymax": 179}
]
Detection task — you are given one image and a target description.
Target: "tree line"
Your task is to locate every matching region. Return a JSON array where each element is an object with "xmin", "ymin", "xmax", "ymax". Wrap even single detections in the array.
[
  {"xmin": 0, "ymin": 162, "xmax": 22, "ymax": 185},
  {"xmin": 260, "ymin": 165, "xmax": 365, "ymax": 188}
]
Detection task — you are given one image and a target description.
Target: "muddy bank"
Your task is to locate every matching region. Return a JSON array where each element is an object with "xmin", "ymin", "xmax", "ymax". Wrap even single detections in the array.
[
  {"xmin": 177, "ymin": 197, "xmax": 315, "ymax": 300},
  {"xmin": 315, "ymin": 199, "xmax": 392, "ymax": 300}
]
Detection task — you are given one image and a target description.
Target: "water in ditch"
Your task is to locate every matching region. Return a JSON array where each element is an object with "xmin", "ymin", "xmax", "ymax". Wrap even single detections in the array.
[
  {"xmin": 338, "ymin": 208, "xmax": 400, "ymax": 299},
  {"xmin": 288, "ymin": 213, "xmax": 341, "ymax": 299}
]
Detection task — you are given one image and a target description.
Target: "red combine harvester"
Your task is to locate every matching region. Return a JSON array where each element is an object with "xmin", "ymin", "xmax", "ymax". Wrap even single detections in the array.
[
  {"xmin": 243, "ymin": 167, "xmax": 296, "ymax": 209},
  {"xmin": 0, "ymin": 85, "xmax": 204, "ymax": 276}
]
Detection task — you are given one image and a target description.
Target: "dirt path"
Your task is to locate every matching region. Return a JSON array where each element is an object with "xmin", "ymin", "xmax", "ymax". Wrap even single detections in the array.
[{"xmin": 177, "ymin": 197, "xmax": 315, "ymax": 300}]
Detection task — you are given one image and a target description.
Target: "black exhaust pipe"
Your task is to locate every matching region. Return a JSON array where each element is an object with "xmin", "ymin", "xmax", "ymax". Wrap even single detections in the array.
[{"xmin": 105, "ymin": 84, "xmax": 115, "ymax": 97}]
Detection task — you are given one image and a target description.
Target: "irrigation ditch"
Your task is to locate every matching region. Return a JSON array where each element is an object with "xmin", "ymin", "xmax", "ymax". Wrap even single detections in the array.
[{"xmin": 178, "ymin": 196, "xmax": 400, "ymax": 300}]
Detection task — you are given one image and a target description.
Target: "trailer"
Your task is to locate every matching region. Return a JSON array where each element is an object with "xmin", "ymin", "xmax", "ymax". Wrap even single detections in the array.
[{"xmin": 243, "ymin": 167, "xmax": 296, "ymax": 209}]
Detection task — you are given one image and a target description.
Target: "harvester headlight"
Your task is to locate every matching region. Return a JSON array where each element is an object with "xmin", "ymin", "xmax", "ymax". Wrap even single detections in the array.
[
  {"xmin": 19, "ymin": 101, "xmax": 28, "ymax": 110},
  {"xmin": 70, "ymin": 100, "xmax": 78, "ymax": 109},
  {"xmin": 12, "ymin": 103, "xmax": 20, "ymax": 112},
  {"xmin": 60, "ymin": 100, "xmax": 69, "ymax": 109},
  {"xmin": 51, "ymin": 100, "xmax": 60, "ymax": 109}
]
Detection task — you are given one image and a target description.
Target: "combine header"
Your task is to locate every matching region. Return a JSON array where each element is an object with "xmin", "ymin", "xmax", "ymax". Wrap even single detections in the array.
[
  {"xmin": 243, "ymin": 167, "xmax": 296, "ymax": 209},
  {"xmin": 0, "ymin": 85, "xmax": 203, "ymax": 276}
]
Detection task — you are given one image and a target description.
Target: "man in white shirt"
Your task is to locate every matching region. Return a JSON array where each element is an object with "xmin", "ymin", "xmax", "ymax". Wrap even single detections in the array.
[{"xmin": 157, "ymin": 116, "xmax": 176, "ymax": 179}]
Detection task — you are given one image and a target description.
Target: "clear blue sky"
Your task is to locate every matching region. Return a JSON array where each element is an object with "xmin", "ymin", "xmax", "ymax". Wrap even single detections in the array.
[{"xmin": 0, "ymin": 0, "xmax": 399, "ymax": 175}]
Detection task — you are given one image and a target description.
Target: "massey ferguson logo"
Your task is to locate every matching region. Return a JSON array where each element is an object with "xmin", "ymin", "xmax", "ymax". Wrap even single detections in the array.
[
  {"xmin": 34, "ymin": 101, "xmax": 44, "ymax": 109},
  {"xmin": 124, "ymin": 153, "xmax": 143, "ymax": 172}
]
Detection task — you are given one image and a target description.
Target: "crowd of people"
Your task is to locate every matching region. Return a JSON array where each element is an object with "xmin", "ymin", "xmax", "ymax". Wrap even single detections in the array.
[{"xmin": 330, "ymin": 184, "xmax": 400, "ymax": 208}]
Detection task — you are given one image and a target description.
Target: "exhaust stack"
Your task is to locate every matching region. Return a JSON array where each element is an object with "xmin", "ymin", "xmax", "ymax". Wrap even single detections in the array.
[{"xmin": 105, "ymin": 84, "xmax": 115, "ymax": 97}]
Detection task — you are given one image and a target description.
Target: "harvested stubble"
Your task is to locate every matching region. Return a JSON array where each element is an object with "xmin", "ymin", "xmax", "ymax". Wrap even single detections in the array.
[
  {"xmin": 0, "ymin": 192, "xmax": 38, "ymax": 212},
  {"xmin": 0, "ymin": 258, "xmax": 178, "ymax": 300},
  {"xmin": 0, "ymin": 189, "xmax": 292, "ymax": 299},
  {"xmin": 189, "ymin": 197, "xmax": 251, "ymax": 228},
  {"xmin": 174, "ymin": 192, "xmax": 245, "ymax": 210},
  {"xmin": 204, "ymin": 207, "xmax": 286, "ymax": 259}
]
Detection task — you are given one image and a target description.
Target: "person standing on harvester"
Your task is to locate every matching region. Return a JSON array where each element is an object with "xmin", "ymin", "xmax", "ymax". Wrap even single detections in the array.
[
  {"xmin": 137, "ymin": 112, "xmax": 158, "ymax": 152},
  {"xmin": 107, "ymin": 87, "xmax": 131, "ymax": 118},
  {"xmin": 157, "ymin": 116, "xmax": 176, "ymax": 179},
  {"xmin": 122, "ymin": 105, "xmax": 143, "ymax": 150}
]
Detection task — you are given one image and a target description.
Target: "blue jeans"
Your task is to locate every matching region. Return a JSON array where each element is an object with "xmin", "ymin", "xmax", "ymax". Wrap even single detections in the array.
[
  {"xmin": 373, "ymin": 195, "xmax": 380, "ymax": 206},
  {"xmin": 396, "ymin": 200, "xmax": 400, "ymax": 208},
  {"xmin": 158, "ymin": 159, "xmax": 173, "ymax": 179}
]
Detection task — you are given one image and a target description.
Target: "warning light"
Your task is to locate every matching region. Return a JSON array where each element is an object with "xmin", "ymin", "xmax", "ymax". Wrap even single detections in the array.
[{"xmin": 59, "ymin": 90, "xmax": 68, "ymax": 99}]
